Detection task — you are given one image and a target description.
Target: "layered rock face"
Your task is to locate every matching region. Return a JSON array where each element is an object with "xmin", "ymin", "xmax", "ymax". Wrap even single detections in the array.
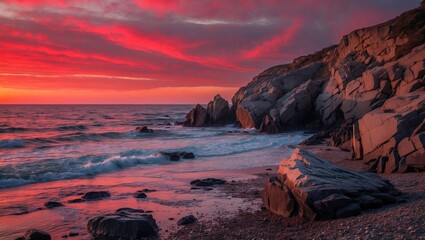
[
  {"xmin": 183, "ymin": 94, "xmax": 234, "ymax": 127},
  {"xmin": 262, "ymin": 148, "xmax": 400, "ymax": 220},
  {"xmin": 232, "ymin": 3, "xmax": 425, "ymax": 133},
  {"xmin": 354, "ymin": 92, "xmax": 425, "ymax": 173}
]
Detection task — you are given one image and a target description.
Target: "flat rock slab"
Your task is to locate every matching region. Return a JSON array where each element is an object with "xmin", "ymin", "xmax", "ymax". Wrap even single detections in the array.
[
  {"xmin": 87, "ymin": 208, "xmax": 158, "ymax": 239},
  {"xmin": 263, "ymin": 148, "xmax": 400, "ymax": 220}
]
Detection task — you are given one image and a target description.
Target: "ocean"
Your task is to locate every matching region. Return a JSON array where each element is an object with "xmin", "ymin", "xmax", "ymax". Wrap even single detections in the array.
[{"xmin": 0, "ymin": 105, "xmax": 308, "ymax": 239}]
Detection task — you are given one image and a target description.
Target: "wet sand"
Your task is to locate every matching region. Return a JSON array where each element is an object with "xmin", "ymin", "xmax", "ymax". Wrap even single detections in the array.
[{"xmin": 0, "ymin": 160, "xmax": 277, "ymax": 239}]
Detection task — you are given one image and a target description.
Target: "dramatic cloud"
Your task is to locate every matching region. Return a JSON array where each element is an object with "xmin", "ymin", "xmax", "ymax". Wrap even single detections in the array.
[{"xmin": 0, "ymin": 0, "xmax": 420, "ymax": 103}]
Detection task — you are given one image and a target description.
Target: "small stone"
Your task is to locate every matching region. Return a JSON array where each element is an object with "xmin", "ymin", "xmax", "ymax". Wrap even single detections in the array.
[
  {"xmin": 44, "ymin": 201, "xmax": 64, "ymax": 209},
  {"xmin": 177, "ymin": 215, "xmax": 197, "ymax": 226},
  {"xmin": 133, "ymin": 191, "xmax": 147, "ymax": 199},
  {"xmin": 81, "ymin": 191, "xmax": 111, "ymax": 200}
]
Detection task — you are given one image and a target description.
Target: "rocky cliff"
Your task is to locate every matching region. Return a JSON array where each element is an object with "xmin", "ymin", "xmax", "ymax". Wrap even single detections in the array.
[{"xmin": 185, "ymin": 3, "xmax": 425, "ymax": 172}]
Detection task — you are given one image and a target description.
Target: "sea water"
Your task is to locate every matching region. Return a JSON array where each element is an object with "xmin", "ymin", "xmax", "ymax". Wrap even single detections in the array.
[{"xmin": 0, "ymin": 105, "xmax": 308, "ymax": 239}]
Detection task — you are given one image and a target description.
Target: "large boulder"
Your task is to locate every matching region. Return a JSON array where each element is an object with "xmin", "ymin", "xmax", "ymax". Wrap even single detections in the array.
[
  {"xmin": 234, "ymin": 63, "xmax": 325, "ymax": 130},
  {"xmin": 354, "ymin": 91, "xmax": 425, "ymax": 173},
  {"xmin": 262, "ymin": 148, "xmax": 400, "ymax": 220},
  {"xmin": 183, "ymin": 104, "xmax": 209, "ymax": 127},
  {"xmin": 183, "ymin": 95, "xmax": 233, "ymax": 127},
  {"xmin": 87, "ymin": 208, "xmax": 159, "ymax": 239},
  {"xmin": 207, "ymin": 94, "xmax": 233, "ymax": 124}
]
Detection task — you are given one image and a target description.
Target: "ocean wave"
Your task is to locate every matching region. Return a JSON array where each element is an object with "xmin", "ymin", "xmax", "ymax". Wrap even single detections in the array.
[
  {"xmin": 0, "ymin": 127, "xmax": 28, "ymax": 133},
  {"xmin": 0, "ymin": 139, "xmax": 25, "ymax": 149},
  {"xmin": 56, "ymin": 124, "xmax": 88, "ymax": 131},
  {"xmin": 0, "ymin": 151, "xmax": 164, "ymax": 188}
]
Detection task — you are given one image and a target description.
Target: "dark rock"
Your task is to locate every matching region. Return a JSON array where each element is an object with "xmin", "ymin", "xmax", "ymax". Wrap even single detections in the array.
[
  {"xmin": 133, "ymin": 191, "xmax": 147, "ymax": 199},
  {"xmin": 140, "ymin": 188, "xmax": 156, "ymax": 193},
  {"xmin": 159, "ymin": 151, "xmax": 195, "ymax": 161},
  {"xmin": 67, "ymin": 198, "xmax": 84, "ymax": 203},
  {"xmin": 300, "ymin": 131, "xmax": 329, "ymax": 146},
  {"xmin": 207, "ymin": 94, "xmax": 234, "ymax": 125},
  {"xmin": 182, "ymin": 152, "xmax": 195, "ymax": 159},
  {"xmin": 22, "ymin": 229, "xmax": 51, "ymax": 240},
  {"xmin": 68, "ymin": 232, "xmax": 79, "ymax": 237},
  {"xmin": 183, "ymin": 104, "xmax": 209, "ymax": 127},
  {"xmin": 263, "ymin": 148, "xmax": 400, "ymax": 220},
  {"xmin": 190, "ymin": 178, "xmax": 227, "ymax": 187},
  {"xmin": 135, "ymin": 126, "xmax": 153, "ymax": 133},
  {"xmin": 44, "ymin": 201, "xmax": 64, "ymax": 209},
  {"xmin": 177, "ymin": 215, "xmax": 197, "ymax": 226},
  {"xmin": 169, "ymin": 154, "xmax": 180, "ymax": 161},
  {"xmin": 329, "ymin": 123, "xmax": 353, "ymax": 151},
  {"xmin": 87, "ymin": 208, "xmax": 158, "ymax": 239},
  {"xmin": 81, "ymin": 191, "xmax": 111, "ymax": 200},
  {"xmin": 183, "ymin": 95, "xmax": 234, "ymax": 127}
]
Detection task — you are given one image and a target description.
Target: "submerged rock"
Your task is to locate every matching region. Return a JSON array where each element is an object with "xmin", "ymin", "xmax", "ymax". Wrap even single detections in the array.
[
  {"xmin": 43, "ymin": 201, "xmax": 64, "ymax": 209},
  {"xmin": 135, "ymin": 126, "xmax": 153, "ymax": 133},
  {"xmin": 87, "ymin": 208, "xmax": 158, "ymax": 239},
  {"xmin": 159, "ymin": 151, "xmax": 195, "ymax": 161},
  {"xmin": 190, "ymin": 178, "xmax": 227, "ymax": 187},
  {"xmin": 133, "ymin": 191, "xmax": 147, "ymax": 199},
  {"xmin": 177, "ymin": 215, "xmax": 197, "ymax": 226},
  {"xmin": 262, "ymin": 148, "xmax": 400, "ymax": 220},
  {"xmin": 82, "ymin": 191, "xmax": 111, "ymax": 200}
]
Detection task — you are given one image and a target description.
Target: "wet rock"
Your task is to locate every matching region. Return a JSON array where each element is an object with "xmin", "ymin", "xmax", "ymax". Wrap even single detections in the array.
[
  {"xmin": 263, "ymin": 148, "xmax": 400, "ymax": 220},
  {"xmin": 190, "ymin": 178, "xmax": 227, "ymax": 187},
  {"xmin": 159, "ymin": 151, "xmax": 195, "ymax": 161},
  {"xmin": 20, "ymin": 229, "xmax": 51, "ymax": 240},
  {"xmin": 67, "ymin": 198, "xmax": 84, "ymax": 203},
  {"xmin": 44, "ymin": 201, "xmax": 64, "ymax": 209},
  {"xmin": 207, "ymin": 94, "xmax": 233, "ymax": 124},
  {"xmin": 183, "ymin": 95, "xmax": 234, "ymax": 127},
  {"xmin": 139, "ymin": 188, "xmax": 156, "ymax": 193},
  {"xmin": 177, "ymin": 215, "xmax": 197, "ymax": 226},
  {"xmin": 133, "ymin": 191, "xmax": 147, "ymax": 199},
  {"xmin": 68, "ymin": 232, "xmax": 79, "ymax": 237},
  {"xmin": 135, "ymin": 126, "xmax": 153, "ymax": 133},
  {"xmin": 87, "ymin": 208, "xmax": 158, "ymax": 239},
  {"xmin": 81, "ymin": 191, "xmax": 111, "ymax": 200},
  {"xmin": 169, "ymin": 154, "xmax": 180, "ymax": 161}
]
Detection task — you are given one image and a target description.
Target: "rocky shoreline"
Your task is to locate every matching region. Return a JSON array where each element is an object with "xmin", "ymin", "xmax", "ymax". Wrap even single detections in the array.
[
  {"xmin": 184, "ymin": 2, "xmax": 425, "ymax": 174},
  {"xmin": 171, "ymin": 145, "xmax": 425, "ymax": 240}
]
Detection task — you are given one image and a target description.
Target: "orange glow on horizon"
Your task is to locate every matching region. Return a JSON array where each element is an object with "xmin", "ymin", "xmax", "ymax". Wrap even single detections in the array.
[{"xmin": 0, "ymin": 86, "xmax": 238, "ymax": 104}]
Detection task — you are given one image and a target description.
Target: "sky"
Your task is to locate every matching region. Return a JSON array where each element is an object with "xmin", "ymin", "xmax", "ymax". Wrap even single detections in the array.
[{"xmin": 0, "ymin": 0, "xmax": 421, "ymax": 104}]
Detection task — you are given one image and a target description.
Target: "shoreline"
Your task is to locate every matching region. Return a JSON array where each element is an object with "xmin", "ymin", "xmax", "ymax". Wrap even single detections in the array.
[
  {"xmin": 2, "ymin": 144, "xmax": 425, "ymax": 239},
  {"xmin": 0, "ymin": 148, "xmax": 284, "ymax": 240}
]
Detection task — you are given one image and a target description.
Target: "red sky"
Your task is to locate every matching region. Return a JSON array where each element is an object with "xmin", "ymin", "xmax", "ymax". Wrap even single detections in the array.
[{"xmin": 0, "ymin": 0, "xmax": 420, "ymax": 104}]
